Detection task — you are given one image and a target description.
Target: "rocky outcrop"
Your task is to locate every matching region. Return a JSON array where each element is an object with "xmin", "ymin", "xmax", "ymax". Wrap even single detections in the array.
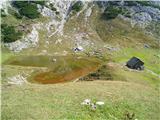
[
  {"xmin": 4, "ymin": 24, "xmax": 39, "ymax": 52},
  {"xmin": 95, "ymin": 1, "xmax": 160, "ymax": 28},
  {"xmin": 38, "ymin": 0, "xmax": 73, "ymax": 36},
  {"xmin": 130, "ymin": 5, "xmax": 160, "ymax": 21},
  {"xmin": 131, "ymin": 12, "xmax": 152, "ymax": 28},
  {"xmin": 2, "ymin": 0, "xmax": 160, "ymax": 52},
  {"xmin": 7, "ymin": 74, "xmax": 27, "ymax": 85}
]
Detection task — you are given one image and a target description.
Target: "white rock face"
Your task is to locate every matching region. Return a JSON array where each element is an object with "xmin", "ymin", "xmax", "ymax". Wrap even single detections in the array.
[
  {"xmin": 132, "ymin": 12, "xmax": 152, "ymax": 28},
  {"xmin": 85, "ymin": 6, "xmax": 93, "ymax": 22},
  {"xmin": 39, "ymin": 5, "xmax": 56, "ymax": 18},
  {"xmin": 0, "ymin": 0, "xmax": 9, "ymax": 14},
  {"xmin": 39, "ymin": 0, "xmax": 73, "ymax": 37},
  {"xmin": 131, "ymin": 5, "xmax": 160, "ymax": 21},
  {"xmin": 8, "ymin": 74, "xmax": 27, "ymax": 85},
  {"xmin": 121, "ymin": 2, "xmax": 160, "ymax": 29},
  {"xmin": 86, "ymin": 7, "xmax": 92, "ymax": 17},
  {"xmin": 4, "ymin": 24, "xmax": 39, "ymax": 52}
]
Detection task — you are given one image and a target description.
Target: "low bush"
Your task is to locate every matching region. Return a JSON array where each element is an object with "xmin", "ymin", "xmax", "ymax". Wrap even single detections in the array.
[
  {"xmin": 55, "ymin": 11, "xmax": 60, "ymax": 15},
  {"xmin": 1, "ymin": 24, "xmax": 23, "ymax": 43},
  {"xmin": 12, "ymin": 1, "xmax": 40, "ymax": 19},
  {"xmin": 102, "ymin": 6, "xmax": 122, "ymax": 20},
  {"xmin": 14, "ymin": 12, "xmax": 23, "ymax": 19},
  {"xmin": 12, "ymin": 1, "xmax": 28, "ymax": 8},
  {"xmin": 72, "ymin": 1, "xmax": 83, "ymax": 12},
  {"xmin": 102, "ymin": 5, "xmax": 131, "ymax": 20},
  {"xmin": 19, "ymin": 4, "xmax": 40, "ymax": 19},
  {"xmin": 1, "ymin": 9, "xmax": 7, "ymax": 17}
]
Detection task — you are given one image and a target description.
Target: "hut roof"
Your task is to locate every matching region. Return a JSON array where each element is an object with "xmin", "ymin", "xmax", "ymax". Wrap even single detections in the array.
[{"xmin": 126, "ymin": 57, "xmax": 144, "ymax": 69}]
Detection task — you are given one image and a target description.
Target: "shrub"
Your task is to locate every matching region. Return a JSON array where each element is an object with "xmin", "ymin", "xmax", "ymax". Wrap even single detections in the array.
[
  {"xmin": 124, "ymin": 13, "xmax": 131, "ymax": 18},
  {"xmin": 12, "ymin": 1, "xmax": 28, "ymax": 8},
  {"xmin": 1, "ymin": 24, "xmax": 23, "ymax": 43},
  {"xmin": 121, "ymin": 8, "xmax": 131, "ymax": 18},
  {"xmin": 52, "ymin": 7, "xmax": 57, "ymax": 11},
  {"xmin": 12, "ymin": 1, "xmax": 40, "ymax": 19},
  {"xmin": 1, "ymin": 9, "xmax": 7, "ymax": 17},
  {"xmin": 72, "ymin": 1, "xmax": 83, "ymax": 12},
  {"xmin": 19, "ymin": 4, "xmax": 40, "ymax": 19},
  {"xmin": 55, "ymin": 11, "xmax": 60, "ymax": 15},
  {"xmin": 103, "ymin": 6, "xmax": 122, "ymax": 20},
  {"xmin": 14, "ymin": 12, "xmax": 23, "ymax": 19}
]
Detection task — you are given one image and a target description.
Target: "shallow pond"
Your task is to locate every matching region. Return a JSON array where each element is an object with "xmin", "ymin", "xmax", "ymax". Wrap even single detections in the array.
[{"xmin": 4, "ymin": 55, "xmax": 102, "ymax": 84}]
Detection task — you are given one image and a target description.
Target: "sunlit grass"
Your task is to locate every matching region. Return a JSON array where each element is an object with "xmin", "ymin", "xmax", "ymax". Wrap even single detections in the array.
[{"xmin": 112, "ymin": 48, "xmax": 160, "ymax": 74}]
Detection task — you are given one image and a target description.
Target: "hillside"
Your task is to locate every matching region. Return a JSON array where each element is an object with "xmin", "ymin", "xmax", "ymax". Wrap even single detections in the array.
[{"xmin": 1, "ymin": 1, "xmax": 160, "ymax": 120}]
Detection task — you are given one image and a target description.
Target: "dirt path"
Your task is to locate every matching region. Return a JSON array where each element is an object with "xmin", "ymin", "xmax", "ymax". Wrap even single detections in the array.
[{"xmin": 146, "ymin": 68, "xmax": 160, "ymax": 78}]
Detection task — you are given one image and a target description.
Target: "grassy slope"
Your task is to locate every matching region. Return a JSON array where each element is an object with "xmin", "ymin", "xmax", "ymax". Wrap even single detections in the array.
[
  {"xmin": 89, "ymin": 6, "xmax": 159, "ymax": 48},
  {"xmin": 2, "ymin": 81, "xmax": 159, "ymax": 120},
  {"xmin": 112, "ymin": 48, "xmax": 160, "ymax": 74},
  {"xmin": 1, "ymin": 4, "xmax": 160, "ymax": 120}
]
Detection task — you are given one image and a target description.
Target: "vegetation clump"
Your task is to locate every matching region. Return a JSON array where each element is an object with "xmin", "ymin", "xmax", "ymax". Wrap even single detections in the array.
[
  {"xmin": 72, "ymin": 1, "xmax": 83, "ymax": 12},
  {"xmin": 80, "ymin": 65, "xmax": 113, "ymax": 81},
  {"xmin": 1, "ymin": 24, "xmax": 23, "ymax": 43},
  {"xmin": 137, "ymin": 1, "xmax": 160, "ymax": 10},
  {"xmin": 14, "ymin": 12, "xmax": 23, "ymax": 19},
  {"xmin": 102, "ymin": 5, "xmax": 131, "ymax": 20},
  {"xmin": 12, "ymin": 1, "xmax": 42, "ymax": 19},
  {"xmin": 1, "ymin": 9, "xmax": 7, "ymax": 17},
  {"xmin": 19, "ymin": 4, "xmax": 40, "ymax": 19},
  {"xmin": 102, "ymin": 6, "xmax": 123, "ymax": 20}
]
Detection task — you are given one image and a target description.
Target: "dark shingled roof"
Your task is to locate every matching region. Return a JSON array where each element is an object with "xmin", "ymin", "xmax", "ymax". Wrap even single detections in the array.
[{"xmin": 126, "ymin": 57, "xmax": 144, "ymax": 69}]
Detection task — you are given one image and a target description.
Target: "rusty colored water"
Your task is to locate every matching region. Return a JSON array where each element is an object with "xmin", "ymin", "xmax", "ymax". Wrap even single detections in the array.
[{"xmin": 33, "ymin": 65, "xmax": 100, "ymax": 84}]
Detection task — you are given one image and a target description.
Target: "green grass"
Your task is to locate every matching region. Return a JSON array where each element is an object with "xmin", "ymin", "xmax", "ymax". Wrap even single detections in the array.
[
  {"xmin": 2, "ymin": 81, "xmax": 159, "ymax": 120},
  {"xmin": 89, "ymin": 6, "xmax": 159, "ymax": 48},
  {"xmin": 1, "ymin": 14, "xmax": 22, "ymax": 26},
  {"xmin": 1, "ymin": 4, "xmax": 160, "ymax": 120},
  {"xmin": 3, "ymin": 55, "xmax": 101, "ymax": 69},
  {"xmin": 112, "ymin": 48, "xmax": 160, "ymax": 74},
  {"xmin": 1, "ymin": 50, "xmax": 14, "ymax": 64}
]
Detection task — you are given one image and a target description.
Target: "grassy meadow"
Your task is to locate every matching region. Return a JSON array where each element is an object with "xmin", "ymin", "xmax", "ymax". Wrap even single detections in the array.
[{"xmin": 1, "ymin": 3, "xmax": 160, "ymax": 120}]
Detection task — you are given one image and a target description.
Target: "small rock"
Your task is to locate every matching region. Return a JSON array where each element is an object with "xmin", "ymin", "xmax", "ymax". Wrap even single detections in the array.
[
  {"xmin": 52, "ymin": 58, "xmax": 57, "ymax": 62},
  {"xmin": 144, "ymin": 44, "xmax": 150, "ymax": 48},
  {"xmin": 81, "ymin": 99, "xmax": 91, "ymax": 105},
  {"xmin": 96, "ymin": 101, "xmax": 104, "ymax": 106},
  {"xmin": 91, "ymin": 103, "xmax": 97, "ymax": 111}
]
